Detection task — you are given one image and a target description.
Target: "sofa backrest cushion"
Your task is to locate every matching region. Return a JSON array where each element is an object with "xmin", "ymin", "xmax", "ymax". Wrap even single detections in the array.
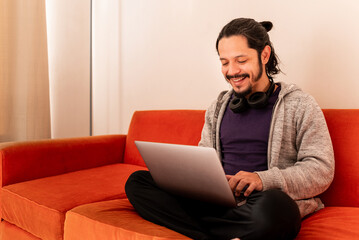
[
  {"xmin": 320, "ymin": 109, "xmax": 359, "ymax": 207},
  {"xmin": 123, "ymin": 110, "xmax": 205, "ymax": 167},
  {"xmin": 123, "ymin": 109, "xmax": 359, "ymax": 207}
]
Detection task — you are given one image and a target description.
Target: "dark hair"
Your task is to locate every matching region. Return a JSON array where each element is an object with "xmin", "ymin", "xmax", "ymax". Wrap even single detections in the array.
[{"xmin": 216, "ymin": 18, "xmax": 281, "ymax": 77}]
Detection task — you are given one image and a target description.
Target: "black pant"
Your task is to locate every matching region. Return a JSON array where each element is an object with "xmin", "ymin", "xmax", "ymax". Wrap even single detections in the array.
[{"xmin": 125, "ymin": 170, "xmax": 301, "ymax": 240}]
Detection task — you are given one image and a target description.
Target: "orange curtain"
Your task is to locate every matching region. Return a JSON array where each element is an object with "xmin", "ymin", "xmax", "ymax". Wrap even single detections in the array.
[{"xmin": 0, "ymin": 0, "xmax": 50, "ymax": 142}]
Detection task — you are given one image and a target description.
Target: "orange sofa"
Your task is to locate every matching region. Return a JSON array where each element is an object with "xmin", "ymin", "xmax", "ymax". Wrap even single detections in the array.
[{"xmin": 0, "ymin": 109, "xmax": 359, "ymax": 240}]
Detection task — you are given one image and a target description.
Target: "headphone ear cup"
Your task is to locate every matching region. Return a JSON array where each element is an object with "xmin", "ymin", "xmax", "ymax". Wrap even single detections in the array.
[
  {"xmin": 247, "ymin": 92, "xmax": 268, "ymax": 109},
  {"xmin": 247, "ymin": 79, "xmax": 275, "ymax": 109},
  {"xmin": 229, "ymin": 96, "xmax": 248, "ymax": 113}
]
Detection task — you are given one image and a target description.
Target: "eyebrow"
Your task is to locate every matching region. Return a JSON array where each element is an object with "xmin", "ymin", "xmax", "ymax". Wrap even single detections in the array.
[{"xmin": 219, "ymin": 55, "xmax": 248, "ymax": 61}]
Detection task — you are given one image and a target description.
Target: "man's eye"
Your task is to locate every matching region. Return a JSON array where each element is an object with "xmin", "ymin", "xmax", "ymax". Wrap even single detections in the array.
[
  {"xmin": 222, "ymin": 62, "xmax": 228, "ymax": 66},
  {"xmin": 237, "ymin": 60, "xmax": 247, "ymax": 64}
]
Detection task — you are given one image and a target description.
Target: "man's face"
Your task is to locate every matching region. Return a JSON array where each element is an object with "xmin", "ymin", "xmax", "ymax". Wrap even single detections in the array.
[{"xmin": 218, "ymin": 35, "xmax": 266, "ymax": 98}]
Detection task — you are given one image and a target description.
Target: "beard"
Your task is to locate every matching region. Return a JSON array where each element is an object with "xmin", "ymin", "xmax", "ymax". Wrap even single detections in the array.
[{"xmin": 227, "ymin": 60, "xmax": 264, "ymax": 98}]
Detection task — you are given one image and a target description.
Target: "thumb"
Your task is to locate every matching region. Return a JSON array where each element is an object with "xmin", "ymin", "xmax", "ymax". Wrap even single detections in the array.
[{"xmin": 226, "ymin": 175, "xmax": 233, "ymax": 181}]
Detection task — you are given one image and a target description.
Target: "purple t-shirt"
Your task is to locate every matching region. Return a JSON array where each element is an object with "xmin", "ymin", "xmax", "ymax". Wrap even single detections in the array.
[{"xmin": 220, "ymin": 85, "xmax": 280, "ymax": 175}]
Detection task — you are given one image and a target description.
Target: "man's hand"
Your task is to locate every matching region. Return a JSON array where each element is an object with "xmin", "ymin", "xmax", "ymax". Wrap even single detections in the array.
[{"xmin": 226, "ymin": 171, "xmax": 263, "ymax": 197}]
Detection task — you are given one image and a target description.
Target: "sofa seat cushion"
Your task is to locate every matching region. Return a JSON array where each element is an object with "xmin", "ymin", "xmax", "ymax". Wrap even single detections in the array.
[
  {"xmin": 64, "ymin": 198, "xmax": 190, "ymax": 240},
  {"xmin": 65, "ymin": 202, "xmax": 359, "ymax": 240},
  {"xmin": 1, "ymin": 221, "xmax": 41, "ymax": 240},
  {"xmin": 296, "ymin": 207, "xmax": 359, "ymax": 239},
  {"xmin": 1, "ymin": 163, "xmax": 146, "ymax": 240}
]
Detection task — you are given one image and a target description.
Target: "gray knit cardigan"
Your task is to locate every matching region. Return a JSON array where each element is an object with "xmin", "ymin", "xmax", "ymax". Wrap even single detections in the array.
[{"xmin": 198, "ymin": 81, "xmax": 335, "ymax": 217}]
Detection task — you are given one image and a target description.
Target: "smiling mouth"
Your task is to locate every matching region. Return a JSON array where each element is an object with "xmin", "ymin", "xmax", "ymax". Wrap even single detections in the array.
[{"xmin": 227, "ymin": 74, "xmax": 249, "ymax": 82}]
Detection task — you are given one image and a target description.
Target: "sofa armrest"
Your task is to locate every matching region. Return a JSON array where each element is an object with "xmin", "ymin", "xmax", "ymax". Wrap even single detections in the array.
[{"xmin": 0, "ymin": 134, "xmax": 127, "ymax": 186}]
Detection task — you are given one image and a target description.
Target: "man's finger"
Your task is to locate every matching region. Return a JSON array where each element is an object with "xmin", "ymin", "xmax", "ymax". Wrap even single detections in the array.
[
  {"xmin": 234, "ymin": 180, "xmax": 248, "ymax": 196},
  {"xmin": 228, "ymin": 176, "xmax": 240, "ymax": 192},
  {"xmin": 243, "ymin": 184, "xmax": 255, "ymax": 197}
]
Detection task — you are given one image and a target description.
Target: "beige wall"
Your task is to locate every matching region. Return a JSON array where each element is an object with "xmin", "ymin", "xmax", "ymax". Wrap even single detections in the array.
[
  {"xmin": 118, "ymin": 0, "xmax": 359, "ymax": 133},
  {"xmin": 46, "ymin": 0, "xmax": 359, "ymax": 137}
]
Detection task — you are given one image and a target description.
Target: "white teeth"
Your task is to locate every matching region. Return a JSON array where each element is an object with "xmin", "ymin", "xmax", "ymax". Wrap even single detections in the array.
[{"xmin": 232, "ymin": 76, "xmax": 246, "ymax": 82}]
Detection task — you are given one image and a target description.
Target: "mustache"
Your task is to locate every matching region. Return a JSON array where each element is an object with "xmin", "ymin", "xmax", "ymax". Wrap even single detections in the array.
[{"xmin": 226, "ymin": 73, "xmax": 249, "ymax": 80}]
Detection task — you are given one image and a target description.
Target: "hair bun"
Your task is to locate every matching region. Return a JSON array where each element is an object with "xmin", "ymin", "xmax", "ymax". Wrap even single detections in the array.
[{"xmin": 260, "ymin": 21, "xmax": 273, "ymax": 32}]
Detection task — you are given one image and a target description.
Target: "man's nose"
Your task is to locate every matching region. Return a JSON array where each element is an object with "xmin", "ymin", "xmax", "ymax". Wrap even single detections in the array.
[{"xmin": 228, "ymin": 63, "xmax": 241, "ymax": 76}]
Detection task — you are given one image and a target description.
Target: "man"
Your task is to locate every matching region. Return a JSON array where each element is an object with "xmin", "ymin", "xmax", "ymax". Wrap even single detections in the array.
[{"xmin": 125, "ymin": 18, "xmax": 334, "ymax": 240}]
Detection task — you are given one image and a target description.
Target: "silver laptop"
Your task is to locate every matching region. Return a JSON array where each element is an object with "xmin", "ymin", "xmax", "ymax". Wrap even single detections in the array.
[{"xmin": 135, "ymin": 141, "xmax": 246, "ymax": 207}]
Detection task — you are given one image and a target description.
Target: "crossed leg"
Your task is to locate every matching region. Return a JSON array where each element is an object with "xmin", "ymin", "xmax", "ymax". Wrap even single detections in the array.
[{"xmin": 125, "ymin": 170, "xmax": 301, "ymax": 240}]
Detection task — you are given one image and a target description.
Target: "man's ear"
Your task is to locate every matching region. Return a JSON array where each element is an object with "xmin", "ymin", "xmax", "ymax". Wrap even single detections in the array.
[{"xmin": 261, "ymin": 45, "xmax": 271, "ymax": 65}]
